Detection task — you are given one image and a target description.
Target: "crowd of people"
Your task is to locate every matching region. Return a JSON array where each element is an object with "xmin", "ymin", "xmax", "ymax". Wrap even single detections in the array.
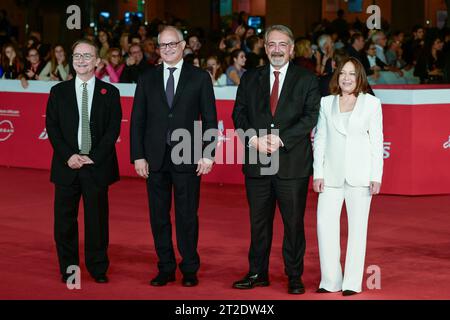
[{"xmin": 1, "ymin": 8, "xmax": 450, "ymax": 92}]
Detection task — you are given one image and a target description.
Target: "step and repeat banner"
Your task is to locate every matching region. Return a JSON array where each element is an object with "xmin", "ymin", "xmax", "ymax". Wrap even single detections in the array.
[{"xmin": 1, "ymin": 80, "xmax": 449, "ymax": 195}]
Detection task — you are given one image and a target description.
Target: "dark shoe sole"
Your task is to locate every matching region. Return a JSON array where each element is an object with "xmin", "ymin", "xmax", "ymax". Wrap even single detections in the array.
[
  {"xmin": 150, "ymin": 277, "xmax": 176, "ymax": 286},
  {"xmin": 233, "ymin": 281, "xmax": 270, "ymax": 289},
  {"xmin": 288, "ymin": 288, "xmax": 306, "ymax": 294}
]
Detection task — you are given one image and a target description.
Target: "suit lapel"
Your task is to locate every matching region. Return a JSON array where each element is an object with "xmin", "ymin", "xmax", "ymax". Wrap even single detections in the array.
[
  {"xmin": 171, "ymin": 62, "xmax": 192, "ymax": 109},
  {"xmin": 156, "ymin": 64, "xmax": 169, "ymax": 108},
  {"xmin": 68, "ymin": 78, "xmax": 80, "ymax": 146},
  {"xmin": 348, "ymin": 93, "xmax": 365, "ymax": 127},
  {"xmin": 274, "ymin": 62, "xmax": 296, "ymax": 118},
  {"xmin": 91, "ymin": 78, "xmax": 102, "ymax": 122},
  {"xmin": 331, "ymin": 95, "xmax": 347, "ymax": 135},
  {"xmin": 258, "ymin": 65, "xmax": 271, "ymax": 117}
]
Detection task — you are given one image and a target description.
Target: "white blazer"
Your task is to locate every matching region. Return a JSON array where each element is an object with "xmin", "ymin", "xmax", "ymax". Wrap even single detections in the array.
[{"xmin": 313, "ymin": 93, "xmax": 384, "ymax": 187}]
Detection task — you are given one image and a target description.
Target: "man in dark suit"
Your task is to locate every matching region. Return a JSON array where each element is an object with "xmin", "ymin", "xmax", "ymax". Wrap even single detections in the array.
[
  {"xmin": 46, "ymin": 39, "xmax": 122, "ymax": 284},
  {"xmin": 130, "ymin": 26, "xmax": 218, "ymax": 287},
  {"xmin": 232, "ymin": 25, "xmax": 320, "ymax": 294}
]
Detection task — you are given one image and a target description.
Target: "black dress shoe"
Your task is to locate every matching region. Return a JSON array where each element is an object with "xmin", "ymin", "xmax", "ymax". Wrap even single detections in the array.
[
  {"xmin": 182, "ymin": 273, "xmax": 199, "ymax": 287},
  {"xmin": 94, "ymin": 275, "xmax": 109, "ymax": 283},
  {"xmin": 150, "ymin": 273, "xmax": 176, "ymax": 286},
  {"xmin": 316, "ymin": 288, "xmax": 332, "ymax": 293},
  {"xmin": 232, "ymin": 273, "xmax": 269, "ymax": 289},
  {"xmin": 288, "ymin": 278, "xmax": 305, "ymax": 294},
  {"xmin": 342, "ymin": 290, "xmax": 358, "ymax": 296}
]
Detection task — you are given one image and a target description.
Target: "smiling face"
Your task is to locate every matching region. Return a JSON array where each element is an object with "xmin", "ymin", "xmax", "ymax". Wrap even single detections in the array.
[
  {"xmin": 72, "ymin": 42, "xmax": 99, "ymax": 78},
  {"xmin": 339, "ymin": 61, "xmax": 357, "ymax": 95},
  {"xmin": 159, "ymin": 29, "xmax": 185, "ymax": 66},
  {"xmin": 27, "ymin": 48, "xmax": 39, "ymax": 64},
  {"xmin": 54, "ymin": 46, "xmax": 65, "ymax": 62},
  {"xmin": 265, "ymin": 30, "xmax": 293, "ymax": 69}
]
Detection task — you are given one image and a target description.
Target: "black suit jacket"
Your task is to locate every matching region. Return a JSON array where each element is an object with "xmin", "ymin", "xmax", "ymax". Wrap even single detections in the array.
[
  {"xmin": 232, "ymin": 63, "xmax": 320, "ymax": 178},
  {"xmin": 46, "ymin": 78, "xmax": 122, "ymax": 186},
  {"xmin": 130, "ymin": 62, "xmax": 218, "ymax": 172}
]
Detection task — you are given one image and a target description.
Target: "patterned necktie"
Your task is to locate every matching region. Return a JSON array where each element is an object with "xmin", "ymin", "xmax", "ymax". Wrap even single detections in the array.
[
  {"xmin": 166, "ymin": 67, "xmax": 177, "ymax": 108},
  {"xmin": 270, "ymin": 71, "xmax": 280, "ymax": 116},
  {"xmin": 80, "ymin": 82, "xmax": 91, "ymax": 155}
]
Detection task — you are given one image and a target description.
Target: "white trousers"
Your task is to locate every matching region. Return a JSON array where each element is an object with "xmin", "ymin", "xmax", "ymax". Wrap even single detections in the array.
[{"xmin": 317, "ymin": 182, "xmax": 372, "ymax": 292}]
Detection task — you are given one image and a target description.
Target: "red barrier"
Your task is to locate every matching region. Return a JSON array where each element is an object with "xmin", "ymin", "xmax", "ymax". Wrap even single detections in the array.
[{"xmin": 1, "ymin": 80, "xmax": 449, "ymax": 195}]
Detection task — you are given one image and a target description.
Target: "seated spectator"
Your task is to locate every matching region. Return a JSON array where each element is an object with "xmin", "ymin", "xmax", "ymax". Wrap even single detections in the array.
[
  {"xmin": 317, "ymin": 34, "xmax": 334, "ymax": 76},
  {"xmin": 95, "ymin": 47, "xmax": 125, "ymax": 83},
  {"xmin": 18, "ymin": 47, "xmax": 45, "ymax": 88},
  {"xmin": 119, "ymin": 33, "xmax": 130, "ymax": 59},
  {"xmin": 414, "ymin": 35, "xmax": 445, "ymax": 83},
  {"xmin": 120, "ymin": 43, "xmax": 151, "ymax": 83},
  {"xmin": 143, "ymin": 38, "xmax": 159, "ymax": 65},
  {"xmin": 345, "ymin": 32, "xmax": 365, "ymax": 63},
  {"xmin": 39, "ymin": 44, "xmax": 70, "ymax": 81},
  {"xmin": 245, "ymin": 35, "xmax": 264, "ymax": 70},
  {"xmin": 226, "ymin": 48, "xmax": 246, "ymax": 85},
  {"xmin": 386, "ymin": 38, "xmax": 407, "ymax": 69},
  {"xmin": 372, "ymin": 31, "xmax": 388, "ymax": 64},
  {"xmin": 97, "ymin": 30, "xmax": 111, "ymax": 59},
  {"xmin": 362, "ymin": 41, "xmax": 406, "ymax": 85},
  {"xmin": 294, "ymin": 38, "xmax": 319, "ymax": 74},
  {"xmin": 205, "ymin": 55, "xmax": 227, "ymax": 86},
  {"xmin": 1, "ymin": 43, "xmax": 23, "ymax": 79},
  {"xmin": 184, "ymin": 53, "xmax": 200, "ymax": 67}
]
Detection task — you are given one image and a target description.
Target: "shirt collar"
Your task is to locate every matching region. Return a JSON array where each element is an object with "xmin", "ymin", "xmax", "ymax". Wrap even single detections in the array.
[
  {"xmin": 75, "ymin": 75, "xmax": 95, "ymax": 88},
  {"xmin": 163, "ymin": 59, "xmax": 184, "ymax": 72},
  {"xmin": 270, "ymin": 62, "xmax": 289, "ymax": 77}
]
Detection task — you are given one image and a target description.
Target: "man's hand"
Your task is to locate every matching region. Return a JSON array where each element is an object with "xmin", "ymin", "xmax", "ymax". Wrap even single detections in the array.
[
  {"xmin": 313, "ymin": 179, "xmax": 324, "ymax": 193},
  {"xmin": 370, "ymin": 181, "xmax": 381, "ymax": 195},
  {"xmin": 250, "ymin": 135, "xmax": 283, "ymax": 154},
  {"xmin": 80, "ymin": 155, "xmax": 94, "ymax": 165},
  {"xmin": 134, "ymin": 159, "xmax": 149, "ymax": 178},
  {"xmin": 67, "ymin": 154, "xmax": 85, "ymax": 169},
  {"xmin": 126, "ymin": 56, "xmax": 136, "ymax": 66},
  {"xmin": 196, "ymin": 158, "xmax": 214, "ymax": 176},
  {"xmin": 267, "ymin": 134, "xmax": 283, "ymax": 153}
]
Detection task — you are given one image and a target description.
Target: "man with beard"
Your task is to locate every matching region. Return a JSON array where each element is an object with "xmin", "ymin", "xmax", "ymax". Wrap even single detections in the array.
[{"xmin": 232, "ymin": 25, "xmax": 320, "ymax": 294}]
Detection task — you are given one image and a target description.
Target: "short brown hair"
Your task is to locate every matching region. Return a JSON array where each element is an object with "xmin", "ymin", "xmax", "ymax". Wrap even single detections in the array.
[
  {"xmin": 329, "ymin": 57, "xmax": 369, "ymax": 96},
  {"xmin": 71, "ymin": 39, "xmax": 99, "ymax": 57}
]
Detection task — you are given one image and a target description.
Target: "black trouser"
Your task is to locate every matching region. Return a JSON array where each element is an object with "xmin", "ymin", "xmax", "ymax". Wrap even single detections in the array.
[
  {"xmin": 245, "ymin": 175, "xmax": 309, "ymax": 278},
  {"xmin": 146, "ymin": 147, "xmax": 201, "ymax": 275},
  {"xmin": 54, "ymin": 167, "xmax": 109, "ymax": 278}
]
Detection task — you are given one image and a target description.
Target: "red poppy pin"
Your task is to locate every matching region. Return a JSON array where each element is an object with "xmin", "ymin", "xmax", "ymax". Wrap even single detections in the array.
[{"xmin": 100, "ymin": 88, "xmax": 107, "ymax": 95}]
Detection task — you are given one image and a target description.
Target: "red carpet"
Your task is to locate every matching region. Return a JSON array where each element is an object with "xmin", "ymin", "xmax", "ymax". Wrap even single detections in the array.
[{"xmin": 1, "ymin": 167, "xmax": 449, "ymax": 300}]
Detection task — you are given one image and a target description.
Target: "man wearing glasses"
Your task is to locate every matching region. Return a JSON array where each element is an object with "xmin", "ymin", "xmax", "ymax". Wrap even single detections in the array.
[
  {"xmin": 130, "ymin": 26, "xmax": 218, "ymax": 287},
  {"xmin": 232, "ymin": 25, "xmax": 320, "ymax": 294},
  {"xmin": 120, "ymin": 43, "xmax": 151, "ymax": 83},
  {"xmin": 46, "ymin": 39, "xmax": 122, "ymax": 284}
]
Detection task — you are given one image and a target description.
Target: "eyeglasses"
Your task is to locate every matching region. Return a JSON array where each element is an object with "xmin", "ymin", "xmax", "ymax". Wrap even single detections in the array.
[
  {"xmin": 158, "ymin": 41, "xmax": 183, "ymax": 50},
  {"xmin": 72, "ymin": 53, "xmax": 94, "ymax": 61},
  {"xmin": 266, "ymin": 42, "xmax": 290, "ymax": 50}
]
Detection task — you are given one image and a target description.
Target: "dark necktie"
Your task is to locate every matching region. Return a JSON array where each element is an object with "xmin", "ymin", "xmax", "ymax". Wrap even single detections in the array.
[
  {"xmin": 270, "ymin": 71, "xmax": 280, "ymax": 116},
  {"xmin": 166, "ymin": 67, "xmax": 177, "ymax": 108}
]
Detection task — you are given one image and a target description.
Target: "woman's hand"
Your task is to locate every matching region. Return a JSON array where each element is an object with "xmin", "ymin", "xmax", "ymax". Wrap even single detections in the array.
[
  {"xmin": 313, "ymin": 179, "xmax": 325, "ymax": 193},
  {"xmin": 370, "ymin": 181, "xmax": 381, "ymax": 195}
]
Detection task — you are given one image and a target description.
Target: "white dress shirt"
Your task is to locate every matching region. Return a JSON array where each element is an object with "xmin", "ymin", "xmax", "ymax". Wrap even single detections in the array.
[
  {"xmin": 75, "ymin": 75, "xmax": 95, "ymax": 150},
  {"xmin": 249, "ymin": 63, "xmax": 289, "ymax": 148},
  {"xmin": 163, "ymin": 59, "xmax": 184, "ymax": 93}
]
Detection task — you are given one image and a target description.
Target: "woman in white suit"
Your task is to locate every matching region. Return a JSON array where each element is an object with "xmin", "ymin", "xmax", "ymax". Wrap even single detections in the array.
[{"xmin": 313, "ymin": 57, "xmax": 383, "ymax": 296}]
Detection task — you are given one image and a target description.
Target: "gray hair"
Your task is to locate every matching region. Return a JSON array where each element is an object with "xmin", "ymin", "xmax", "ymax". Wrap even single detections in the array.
[
  {"xmin": 371, "ymin": 31, "xmax": 385, "ymax": 44},
  {"xmin": 317, "ymin": 34, "xmax": 332, "ymax": 51},
  {"xmin": 157, "ymin": 26, "xmax": 185, "ymax": 44},
  {"xmin": 264, "ymin": 25, "xmax": 294, "ymax": 45}
]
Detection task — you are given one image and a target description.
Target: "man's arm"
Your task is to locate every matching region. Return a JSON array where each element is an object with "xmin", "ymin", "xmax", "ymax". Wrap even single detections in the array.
[
  {"xmin": 45, "ymin": 86, "xmax": 77, "ymax": 163},
  {"xmin": 130, "ymin": 74, "xmax": 148, "ymax": 163},
  {"xmin": 89, "ymin": 86, "xmax": 122, "ymax": 165},
  {"xmin": 278, "ymin": 73, "xmax": 321, "ymax": 151},
  {"xmin": 199, "ymin": 71, "xmax": 218, "ymax": 161}
]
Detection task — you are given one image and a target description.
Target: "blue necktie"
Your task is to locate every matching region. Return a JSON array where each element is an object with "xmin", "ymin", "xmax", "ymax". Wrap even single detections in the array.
[{"xmin": 166, "ymin": 67, "xmax": 176, "ymax": 108}]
